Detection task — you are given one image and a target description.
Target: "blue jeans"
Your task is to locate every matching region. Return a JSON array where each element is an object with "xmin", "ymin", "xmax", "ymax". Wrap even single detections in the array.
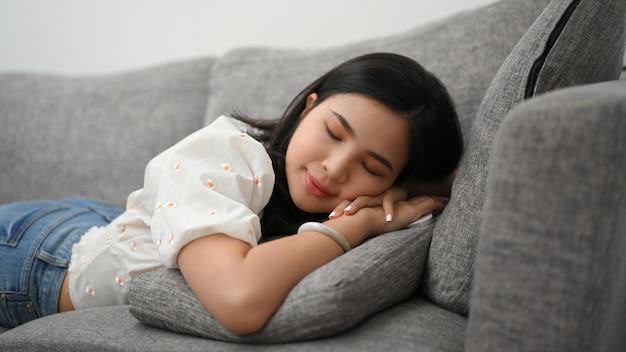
[{"xmin": 0, "ymin": 198, "xmax": 123, "ymax": 328}]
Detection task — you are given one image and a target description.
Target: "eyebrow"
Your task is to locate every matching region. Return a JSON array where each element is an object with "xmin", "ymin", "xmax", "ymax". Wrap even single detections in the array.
[{"xmin": 331, "ymin": 110, "xmax": 394, "ymax": 171}]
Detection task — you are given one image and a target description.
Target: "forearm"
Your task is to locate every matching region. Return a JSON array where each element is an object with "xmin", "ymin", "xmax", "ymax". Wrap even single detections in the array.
[{"xmin": 177, "ymin": 211, "xmax": 376, "ymax": 335}]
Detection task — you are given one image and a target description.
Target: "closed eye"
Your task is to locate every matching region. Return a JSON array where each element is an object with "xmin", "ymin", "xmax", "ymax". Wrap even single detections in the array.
[
  {"xmin": 326, "ymin": 125, "xmax": 341, "ymax": 141},
  {"xmin": 362, "ymin": 162, "xmax": 383, "ymax": 177}
]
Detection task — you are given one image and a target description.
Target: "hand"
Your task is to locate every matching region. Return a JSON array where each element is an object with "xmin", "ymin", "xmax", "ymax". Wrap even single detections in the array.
[
  {"xmin": 328, "ymin": 186, "xmax": 408, "ymax": 222},
  {"xmin": 326, "ymin": 194, "xmax": 448, "ymax": 245},
  {"xmin": 377, "ymin": 195, "xmax": 447, "ymax": 234}
]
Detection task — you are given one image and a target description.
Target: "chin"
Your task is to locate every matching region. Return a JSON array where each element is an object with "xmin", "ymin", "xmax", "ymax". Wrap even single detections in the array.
[{"xmin": 292, "ymin": 195, "xmax": 330, "ymax": 215}]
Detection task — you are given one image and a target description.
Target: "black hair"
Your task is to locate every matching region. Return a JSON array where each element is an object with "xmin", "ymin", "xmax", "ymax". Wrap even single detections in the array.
[{"xmin": 234, "ymin": 52, "xmax": 463, "ymax": 239}]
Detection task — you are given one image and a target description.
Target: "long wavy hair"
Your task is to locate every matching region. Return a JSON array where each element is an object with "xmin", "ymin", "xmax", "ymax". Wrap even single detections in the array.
[{"xmin": 234, "ymin": 52, "xmax": 463, "ymax": 240}]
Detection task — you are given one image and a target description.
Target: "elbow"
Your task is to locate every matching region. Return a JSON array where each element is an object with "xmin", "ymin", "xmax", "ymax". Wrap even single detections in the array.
[
  {"xmin": 221, "ymin": 315, "xmax": 266, "ymax": 336},
  {"xmin": 212, "ymin": 289, "xmax": 272, "ymax": 335}
]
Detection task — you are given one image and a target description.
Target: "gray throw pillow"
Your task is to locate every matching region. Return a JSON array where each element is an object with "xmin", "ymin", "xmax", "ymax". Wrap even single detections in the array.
[
  {"xmin": 129, "ymin": 224, "xmax": 433, "ymax": 343},
  {"xmin": 423, "ymin": 0, "xmax": 626, "ymax": 315}
]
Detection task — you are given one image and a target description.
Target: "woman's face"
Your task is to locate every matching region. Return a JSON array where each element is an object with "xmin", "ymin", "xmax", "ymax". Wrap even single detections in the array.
[{"xmin": 285, "ymin": 93, "xmax": 410, "ymax": 213}]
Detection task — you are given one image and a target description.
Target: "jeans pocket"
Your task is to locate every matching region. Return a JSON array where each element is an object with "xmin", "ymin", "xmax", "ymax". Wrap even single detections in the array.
[{"xmin": 0, "ymin": 202, "xmax": 67, "ymax": 248}]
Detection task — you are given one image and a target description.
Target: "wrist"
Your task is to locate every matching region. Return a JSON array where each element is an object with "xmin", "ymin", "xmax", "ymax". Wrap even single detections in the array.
[{"xmin": 323, "ymin": 207, "xmax": 382, "ymax": 248}]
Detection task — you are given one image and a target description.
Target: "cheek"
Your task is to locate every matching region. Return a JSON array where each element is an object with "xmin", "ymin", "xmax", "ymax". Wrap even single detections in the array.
[{"xmin": 348, "ymin": 176, "xmax": 395, "ymax": 198}]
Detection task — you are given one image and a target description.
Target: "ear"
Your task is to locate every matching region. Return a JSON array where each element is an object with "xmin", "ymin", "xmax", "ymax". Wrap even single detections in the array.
[{"xmin": 305, "ymin": 93, "xmax": 318, "ymax": 109}]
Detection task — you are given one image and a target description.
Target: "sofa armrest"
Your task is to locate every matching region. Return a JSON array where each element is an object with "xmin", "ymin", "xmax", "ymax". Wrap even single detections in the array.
[
  {"xmin": 466, "ymin": 80, "xmax": 626, "ymax": 352},
  {"xmin": 0, "ymin": 57, "xmax": 214, "ymax": 207}
]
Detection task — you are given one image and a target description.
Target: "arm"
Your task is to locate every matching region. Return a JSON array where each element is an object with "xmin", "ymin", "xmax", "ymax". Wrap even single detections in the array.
[{"xmin": 177, "ymin": 195, "xmax": 445, "ymax": 335}]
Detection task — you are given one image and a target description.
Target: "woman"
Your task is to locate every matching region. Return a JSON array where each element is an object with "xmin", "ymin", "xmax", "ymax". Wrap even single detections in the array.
[{"xmin": 0, "ymin": 52, "xmax": 463, "ymax": 334}]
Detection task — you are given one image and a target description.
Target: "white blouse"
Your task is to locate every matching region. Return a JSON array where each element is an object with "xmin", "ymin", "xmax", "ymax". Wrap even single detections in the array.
[{"xmin": 68, "ymin": 116, "xmax": 275, "ymax": 310}]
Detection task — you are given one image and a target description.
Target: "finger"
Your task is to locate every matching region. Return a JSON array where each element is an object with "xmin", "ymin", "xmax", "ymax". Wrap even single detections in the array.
[
  {"xmin": 382, "ymin": 195, "xmax": 395, "ymax": 222},
  {"xmin": 329, "ymin": 200, "xmax": 352, "ymax": 219},
  {"xmin": 344, "ymin": 195, "xmax": 382, "ymax": 214}
]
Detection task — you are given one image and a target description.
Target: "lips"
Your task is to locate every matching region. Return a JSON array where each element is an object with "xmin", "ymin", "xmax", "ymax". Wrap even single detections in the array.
[{"xmin": 305, "ymin": 172, "xmax": 332, "ymax": 198}]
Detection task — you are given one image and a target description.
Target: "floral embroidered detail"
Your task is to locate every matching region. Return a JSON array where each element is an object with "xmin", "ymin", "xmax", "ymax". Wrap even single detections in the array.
[
  {"xmin": 105, "ymin": 236, "xmax": 113, "ymax": 244},
  {"xmin": 165, "ymin": 201, "xmax": 176, "ymax": 208},
  {"xmin": 155, "ymin": 203, "xmax": 162, "ymax": 212},
  {"xmin": 115, "ymin": 277, "xmax": 124, "ymax": 286},
  {"xmin": 168, "ymin": 233, "xmax": 175, "ymax": 243},
  {"xmin": 85, "ymin": 286, "xmax": 95, "ymax": 296},
  {"xmin": 131, "ymin": 241, "xmax": 137, "ymax": 251},
  {"xmin": 209, "ymin": 210, "xmax": 217, "ymax": 216},
  {"xmin": 255, "ymin": 176, "xmax": 261, "ymax": 186},
  {"xmin": 207, "ymin": 180, "xmax": 215, "ymax": 189},
  {"xmin": 222, "ymin": 164, "xmax": 231, "ymax": 172},
  {"xmin": 81, "ymin": 255, "xmax": 88, "ymax": 262},
  {"xmin": 156, "ymin": 240, "xmax": 162, "ymax": 250},
  {"xmin": 174, "ymin": 162, "xmax": 182, "ymax": 172}
]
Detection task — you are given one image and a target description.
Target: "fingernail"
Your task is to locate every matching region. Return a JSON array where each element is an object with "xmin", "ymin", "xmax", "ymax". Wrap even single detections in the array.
[
  {"xmin": 329, "ymin": 211, "xmax": 336, "ymax": 218},
  {"xmin": 344, "ymin": 205, "xmax": 353, "ymax": 212},
  {"xmin": 386, "ymin": 214, "xmax": 392, "ymax": 222}
]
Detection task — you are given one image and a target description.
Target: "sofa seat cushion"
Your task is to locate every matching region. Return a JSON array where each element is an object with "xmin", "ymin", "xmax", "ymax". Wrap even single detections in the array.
[{"xmin": 0, "ymin": 297, "xmax": 466, "ymax": 352}]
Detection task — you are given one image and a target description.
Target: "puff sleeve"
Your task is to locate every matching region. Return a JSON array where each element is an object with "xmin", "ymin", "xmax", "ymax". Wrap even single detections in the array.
[{"xmin": 146, "ymin": 116, "xmax": 274, "ymax": 268}]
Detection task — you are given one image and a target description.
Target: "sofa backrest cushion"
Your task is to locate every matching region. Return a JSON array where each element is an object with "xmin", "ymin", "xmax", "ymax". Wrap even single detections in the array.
[
  {"xmin": 203, "ymin": 0, "xmax": 550, "ymax": 143},
  {"xmin": 423, "ymin": 0, "xmax": 626, "ymax": 315},
  {"xmin": 0, "ymin": 58, "xmax": 214, "ymax": 207}
]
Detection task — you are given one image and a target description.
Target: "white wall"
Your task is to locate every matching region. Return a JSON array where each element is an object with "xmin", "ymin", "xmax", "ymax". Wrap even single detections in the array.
[{"xmin": 0, "ymin": 0, "xmax": 498, "ymax": 75}]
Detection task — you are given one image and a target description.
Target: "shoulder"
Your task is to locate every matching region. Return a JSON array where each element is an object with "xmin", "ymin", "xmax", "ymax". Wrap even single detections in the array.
[{"xmin": 194, "ymin": 116, "xmax": 263, "ymax": 150}]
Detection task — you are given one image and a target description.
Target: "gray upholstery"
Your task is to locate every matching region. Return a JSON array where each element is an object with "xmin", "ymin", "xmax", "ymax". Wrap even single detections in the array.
[
  {"xmin": 129, "ymin": 224, "xmax": 434, "ymax": 343},
  {"xmin": 1, "ymin": 0, "xmax": 626, "ymax": 350},
  {"xmin": 204, "ymin": 0, "xmax": 551, "ymax": 140},
  {"xmin": 466, "ymin": 80, "xmax": 626, "ymax": 352},
  {"xmin": 0, "ymin": 297, "xmax": 466, "ymax": 352},
  {"xmin": 423, "ymin": 0, "xmax": 626, "ymax": 314},
  {"xmin": 0, "ymin": 58, "xmax": 214, "ymax": 208}
]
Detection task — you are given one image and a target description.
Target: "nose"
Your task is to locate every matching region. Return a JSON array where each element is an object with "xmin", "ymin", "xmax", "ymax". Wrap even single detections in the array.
[{"xmin": 322, "ymin": 149, "xmax": 350, "ymax": 184}]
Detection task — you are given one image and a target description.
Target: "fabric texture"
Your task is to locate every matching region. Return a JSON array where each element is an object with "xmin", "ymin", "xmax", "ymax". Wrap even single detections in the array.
[
  {"xmin": 129, "ymin": 224, "xmax": 434, "ymax": 343},
  {"xmin": 147, "ymin": 116, "xmax": 274, "ymax": 267},
  {"xmin": 0, "ymin": 297, "xmax": 465, "ymax": 352},
  {"xmin": 204, "ymin": 0, "xmax": 551, "ymax": 141},
  {"xmin": 0, "ymin": 198, "xmax": 122, "ymax": 328},
  {"xmin": 466, "ymin": 80, "xmax": 626, "ymax": 351},
  {"xmin": 0, "ymin": 57, "xmax": 215, "ymax": 208},
  {"xmin": 66, "ymin": 116, "xmax": 274, "ymax": 311},
  {"xmin": 423, "ymin": 0, "xmax": 626, "ymax": 314}
]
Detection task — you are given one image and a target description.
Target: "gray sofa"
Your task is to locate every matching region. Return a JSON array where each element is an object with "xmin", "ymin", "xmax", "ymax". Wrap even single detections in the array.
[{"xmin": 1, "ymin": 0, "xmax": 625, "ymax": 350}]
